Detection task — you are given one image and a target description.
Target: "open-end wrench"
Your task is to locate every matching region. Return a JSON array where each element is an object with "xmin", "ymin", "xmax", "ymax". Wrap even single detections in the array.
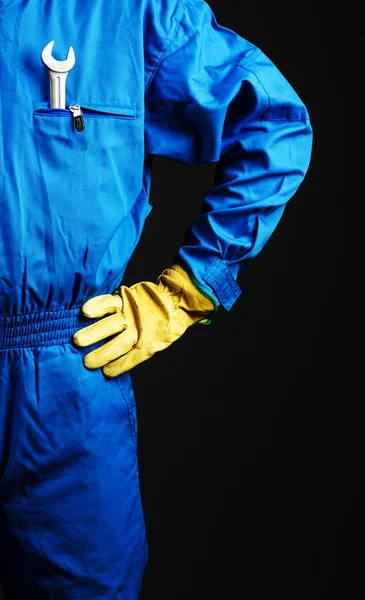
[{"xmin": 41, "ymin": 40, "xmax": 76, "ymax": 108}]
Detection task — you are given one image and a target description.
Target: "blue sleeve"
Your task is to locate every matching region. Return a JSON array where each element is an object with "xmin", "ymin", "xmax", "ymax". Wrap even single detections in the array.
[{"xmin": 144, "ymin": 0, "xmax": 313, "ymax": 310}]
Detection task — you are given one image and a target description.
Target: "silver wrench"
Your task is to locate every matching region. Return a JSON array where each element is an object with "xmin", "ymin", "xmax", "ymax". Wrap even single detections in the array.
[{"xmin": 41, "ymin": 40, "xmax": 76, "ymax": 108}]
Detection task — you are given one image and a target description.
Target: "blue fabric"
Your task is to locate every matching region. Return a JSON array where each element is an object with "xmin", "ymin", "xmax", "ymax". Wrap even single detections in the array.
[
  {"xmin": 0, "ymin": 0, "xmax": 313, "ymax": 597},
  {"xmin": 0, "ymin": 316, "xmax": 147, "ymax": 599}
]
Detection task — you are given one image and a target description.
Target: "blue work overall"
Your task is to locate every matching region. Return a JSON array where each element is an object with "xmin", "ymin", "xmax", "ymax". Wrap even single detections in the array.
[{"xmin": 0, "ymin": 0, "xmax": 312, "ymax": 597}]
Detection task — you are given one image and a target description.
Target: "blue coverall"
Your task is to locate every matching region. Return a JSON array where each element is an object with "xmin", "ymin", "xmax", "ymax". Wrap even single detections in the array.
[{"xmin": 0, "ymin": 0, "xmax": 313, "ymax": 597}]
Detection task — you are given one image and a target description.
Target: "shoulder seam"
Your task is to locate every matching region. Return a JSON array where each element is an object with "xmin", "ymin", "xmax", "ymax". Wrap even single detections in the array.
[
  {"xmin": 144, "ymin": 0, "xmax": 187, "ymax": 93},
  {"xmin": 237, "ymin": 47, "xmax": 262, "ymax": 69}
]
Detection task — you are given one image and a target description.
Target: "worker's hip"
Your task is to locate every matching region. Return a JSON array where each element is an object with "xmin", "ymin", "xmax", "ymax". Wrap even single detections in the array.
[
  {"xmin": 0, "ymin": 308, "xmax": 146, "ymax": 597},
  {"xmin": 0, "ymin": 313, "xmax": 140, "ymax": 494}
]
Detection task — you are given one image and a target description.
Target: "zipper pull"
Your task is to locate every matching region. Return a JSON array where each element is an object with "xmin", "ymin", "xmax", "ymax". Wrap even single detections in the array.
[{"xmin": 68, "ymin": 104, "xmax": 85, "ymax": 132}]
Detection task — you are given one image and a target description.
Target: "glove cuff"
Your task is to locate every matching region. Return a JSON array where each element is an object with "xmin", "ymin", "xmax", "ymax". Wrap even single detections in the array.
[{"xmin": 159, "ymin": 263, "xmax": 218, "ymax": 324}]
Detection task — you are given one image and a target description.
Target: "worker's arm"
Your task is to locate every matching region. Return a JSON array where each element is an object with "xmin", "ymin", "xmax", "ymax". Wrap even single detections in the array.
[
  {"xmin": 144, "ymin": 0, "xmax": 313, "ymax": 310},
  {"xmin": 73, "ymin": 0, "xmax": 313, "ymax": 376}
]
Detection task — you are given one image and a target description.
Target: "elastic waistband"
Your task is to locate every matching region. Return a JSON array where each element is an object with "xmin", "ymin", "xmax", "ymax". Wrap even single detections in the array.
[{"xmin": 0, "ymin": 308, "xmax": 94, "ymax": 350}]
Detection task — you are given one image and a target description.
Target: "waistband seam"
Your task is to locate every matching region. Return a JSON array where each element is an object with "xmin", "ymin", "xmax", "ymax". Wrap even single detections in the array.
[
  {"xmin": 0, "ymin": 308, "xmax": 95, "ymax": 350},
  {"xmin": 0, "ymin": 307, "xmax": 83, "ymax": 318}
]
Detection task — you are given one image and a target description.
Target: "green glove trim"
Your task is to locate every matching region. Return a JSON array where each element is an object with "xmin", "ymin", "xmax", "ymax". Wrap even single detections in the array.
[{"xmin": 182, "ymin": 268, "xmax": 219, "ymax": 325}]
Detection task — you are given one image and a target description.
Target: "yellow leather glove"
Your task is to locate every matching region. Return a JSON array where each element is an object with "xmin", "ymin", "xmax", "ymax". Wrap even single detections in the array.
[{"xmin": 73, "ymin": 263, "xmax": 217, "ymax": 377}]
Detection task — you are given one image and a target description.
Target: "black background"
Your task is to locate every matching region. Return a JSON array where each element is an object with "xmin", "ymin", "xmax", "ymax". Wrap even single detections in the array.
[
  {"xmin": 0, "ymin": 3, "xmax": 359, "ymax": 600},
  {"xmin": 122, "ymin": 2, "xmax": 361, "ymax": 600}
]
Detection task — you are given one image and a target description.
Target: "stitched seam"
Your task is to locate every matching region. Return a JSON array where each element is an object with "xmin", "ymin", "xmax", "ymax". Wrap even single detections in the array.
[
  {"xmin": 237, "ymin": 60, "xmax": 309, "ymax": 123},
  {"xmin": 208, "ymin": 259, "xmax": 237, "ymax": 296},
  {"xmin": 145, "ymin": 0, "xmax": 187, "ymax": 93},
  {"xmin": 115, "ymin": 377, "xmax": 138, "ymax": 447}
]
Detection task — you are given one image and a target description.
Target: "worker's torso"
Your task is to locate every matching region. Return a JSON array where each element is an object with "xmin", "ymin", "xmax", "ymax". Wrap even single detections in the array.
[{"xmin": 0, "ymin": 0, "xmax": 159, "ymax": 314}]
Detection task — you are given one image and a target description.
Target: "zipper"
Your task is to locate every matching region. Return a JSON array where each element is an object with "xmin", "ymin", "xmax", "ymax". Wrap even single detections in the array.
[
  {"xmin": 34, "ymin": 102, "xmax": 136, "ymax": 133},
  {"xmin": 68, "ymin": 104, "xmax": 85, "ymax": 132}
]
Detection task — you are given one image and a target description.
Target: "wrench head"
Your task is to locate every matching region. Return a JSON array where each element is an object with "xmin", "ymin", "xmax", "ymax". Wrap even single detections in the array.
[{"xmin": 41, "ymin": 40, "xmax": 75, "ymax": 73}]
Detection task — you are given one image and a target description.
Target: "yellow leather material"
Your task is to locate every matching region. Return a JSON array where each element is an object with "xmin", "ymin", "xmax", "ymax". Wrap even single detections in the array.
[{"xmin": 73, "ymin": 264, "xmax": 215, "ymax": 377}]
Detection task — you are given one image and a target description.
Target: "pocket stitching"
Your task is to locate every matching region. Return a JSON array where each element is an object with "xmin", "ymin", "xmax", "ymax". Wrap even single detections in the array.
[
  {"xmin": 0, "ymin": 408, "xmax": 22, "ymax": 496},
  {"xmin": 114, "ymin": 376, "xmax": 138, "ymax": 447},
  {"xmin": 0, "ymin": 445, "xmax": 18, "ymax": 494},
  {"xmin": 33, "ymin": 101, "xmax": 136, "ymax": 119}
]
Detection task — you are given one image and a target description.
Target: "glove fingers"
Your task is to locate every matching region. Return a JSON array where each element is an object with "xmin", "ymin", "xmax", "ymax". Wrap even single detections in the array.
[
  {"xmin": 102, "ymin": 347, "xmax": 149, "ymax": 378},
  {"xmin": 83, "ymin": 328, "xmax": 137, "ymax": 370},
  {"xmin": 73, "ymin": 312, "xmax": 126, "ymax": 347},
  {"xmin": 81, "ymin": 293, "xmax": 123, "ymax": 319},
  {"xmin": 102, "ymin": 340, "xmax": 171, "ymax": 377}
]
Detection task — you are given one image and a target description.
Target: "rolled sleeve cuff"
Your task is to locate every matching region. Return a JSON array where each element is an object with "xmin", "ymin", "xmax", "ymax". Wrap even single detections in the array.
[{"xmin": 202, "ymin": 257, "xmax": 241, "ymax": 311}]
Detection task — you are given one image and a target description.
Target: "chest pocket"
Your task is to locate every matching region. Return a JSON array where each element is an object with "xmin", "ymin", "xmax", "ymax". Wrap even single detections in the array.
[{"xmin": 31, "ymin": 100, "xmax": 143, "ymax": 220}]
